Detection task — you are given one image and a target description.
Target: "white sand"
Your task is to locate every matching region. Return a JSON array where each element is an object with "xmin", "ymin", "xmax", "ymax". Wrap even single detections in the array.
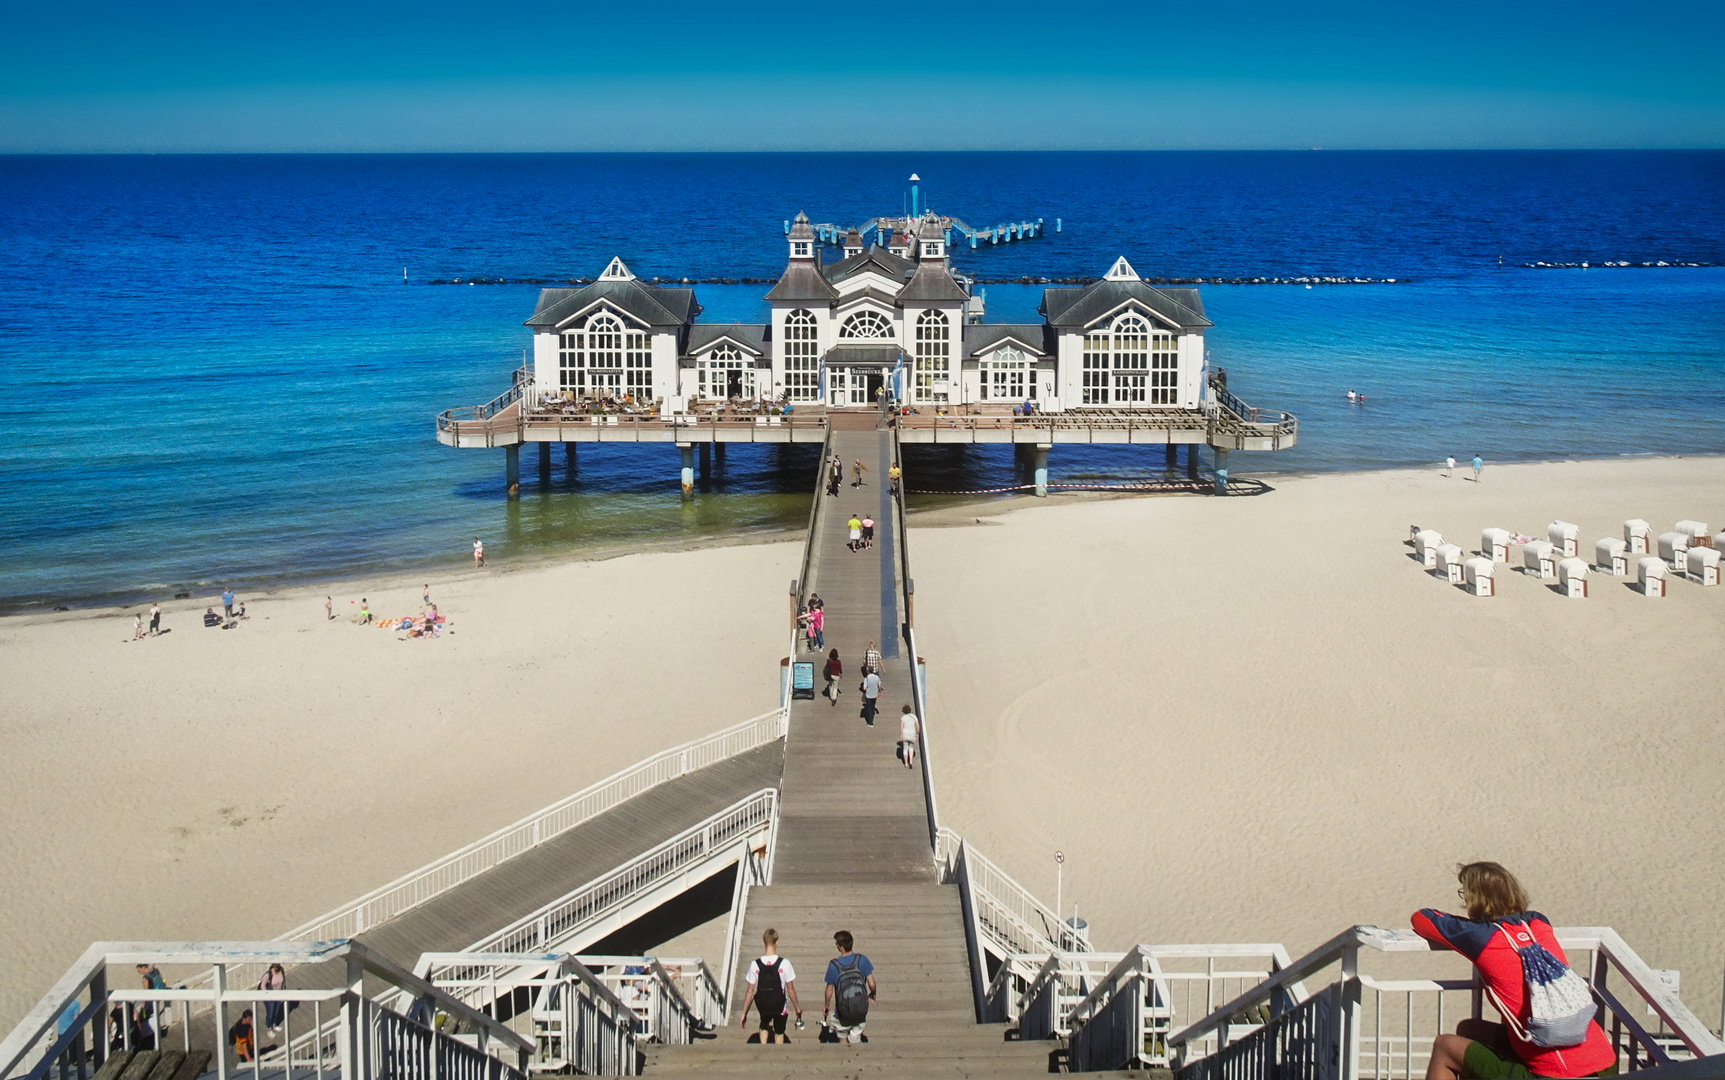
[
  {"xmin": 0, "ymin": 543, "xmax": 793, "ymax": 1031},
  {"xmin": 3, "ymin": 456, "xmax": 1722, "ymax": 1033},
  {"xmin": 914, "ymin": 456, "xmax": 1725, "ymax": 1022}
]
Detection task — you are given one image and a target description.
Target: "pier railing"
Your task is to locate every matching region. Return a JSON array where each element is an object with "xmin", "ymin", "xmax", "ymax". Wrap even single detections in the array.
[
  {"xmin": 464, "ymin": 790, "xmax": 778, "ymax": 956},
  {"xmin": 269, "ymin": 710, "xmax": 784, "ymax": 956},
  {"xmin": 0, "ymin": 941, "xmax": 532, "ymax": 1080},
  {"xmin": 1059, "ymin": 925, "xmax": 1725, "ymax": 1076},
  {"xmin": 436, "ymin": 367, "xmax": 531, "ymax": 432},
  {"xmin": 1206, "ymin": 370, "xmax": 1297, "ymax": 439}
]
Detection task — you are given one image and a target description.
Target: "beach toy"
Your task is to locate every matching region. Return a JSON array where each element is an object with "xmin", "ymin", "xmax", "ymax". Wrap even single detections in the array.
[
  {"xmin": 1595, "ymin": 537, "xmax": 1628, "ymax": 576},
  {"xmin": 1481, "ymin": 528, "xmax": 1511, "ymax": 563},
  {"xmin": 1658, "ymin": 531, "xmax": 1690, "ymax": 570},
  {"xmin": 1414, "ymin": 529, "xmax": 1443, "ymax": 569},
  {"xmin": 1547, "ymin": 520, "xmax": 1580, "ymax": 557},
  {"xmin": 1464, "ymin": 557, "xmax": 1495, "ymax": 596},
  {"xmin": 1624, "ymin": 519, "xmax": 1651, "ymax": 554},
  {"xmin": 1523, "ymin": 540, "xmax": 1557, "ymax": 579},
  {"xmin": 1638, "ymin": 557, "xmax": 1666, "ymax": 598},
  {"xmin": 1558, "ymin": 557, "xmax": 1589, "ymax": 598},
  {"xmin": 1686, "ymin": 546, "xmax": 1720, "ymax": 586},
  {"xmin": 1435, "ymin": 543, "xmax": 1466, "ymax": 583}
]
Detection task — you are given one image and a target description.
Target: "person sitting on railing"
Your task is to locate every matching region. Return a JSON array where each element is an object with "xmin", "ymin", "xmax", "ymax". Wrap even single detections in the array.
[{"xmin": 1414, "ymin": 862, "xmax": 1616, "ymax": 1080}]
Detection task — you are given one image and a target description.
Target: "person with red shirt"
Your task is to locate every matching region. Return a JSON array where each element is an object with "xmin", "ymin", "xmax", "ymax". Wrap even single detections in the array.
[{"xmin": 1414, "ymin": 862, "xmax": 1617, "ymax": 1079}]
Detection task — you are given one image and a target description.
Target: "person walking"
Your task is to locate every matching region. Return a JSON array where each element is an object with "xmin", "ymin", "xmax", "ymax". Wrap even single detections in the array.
[
  {"xmin": 847, "ymin": 514, "xmax": 863, "ymax": 553},
  {"xmin": 808, "ymin": 605, "xmax": 824, "ymax": 651},
  {"xmin": 221, "ymin": 587, "xmax": 235, "ymax": 619},
  {"xmin": 887, "ymin": 462, "xmax": 901, "ymax": 496},
  {"xmin": 137, "ymin": 964, "xmax": 170, "ymax": 1029},
  {"xmin": 860, "ymin": 668, "xmax": 881, "ymax": 726},
  {"xmin": 229, "ymin": 1010, "xmax": 256, "ymax": 1063},
  {"xmin": 863, "ymin": 641, "xmax": 882, "ymax": 676},
  {"xmin": 325, "ymin": 596, "xmax": 334, "ymax": 620},
  {"xmin": 148, "ymin": 603, "xmax": 161, "ymax": 636},
  {"xmin": 473, "ymin": 538, "xmax": 485, "ymax": 567},
  {"xmin": 423, "ymin": 584, "xmax": 432, "ymax": 607},
  {"xmin": 1444, "ymin": 456, "xmax": 1455, "ymax": 479},
  {"xmin": 899, "ymin": 705, "xmax": 919, "ymax": 769},
  {"xmin": 861, "ymin": 515, "xmax": 875, "ymax": 550},
  {"xmin": 851, "ymin": 460, "xmax": 868, "ymax": 487},
  {"xmin": 823, "ymin": 649, "xmax": 842, "ymax": 706},
  {"xmin": 823, "ymin": 931, "xmax": 876, "ymax": 1045},
  {"xmin": 737, "ymin": 928, "xmax": 802, "ymax": 1043},
  {"xmin": 133, "ymin": 613, "xmax": 145, "ymax": 641},
  {"xmin": 260, "ymin": 963, "xmax": 287, "ymax": 1032},
  {"xmin": 1472, "ymin": 454, "xmax": 1484, "ymax": 483},
  {"xmin": 799, "ymin": 607, "xmax": 818, "ymax": 653}
]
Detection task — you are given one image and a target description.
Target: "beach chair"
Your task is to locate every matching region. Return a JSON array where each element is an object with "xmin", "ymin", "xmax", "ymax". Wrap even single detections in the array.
[
  {"xmin": 1547, "ymin": 521, "xmax": 1580, "ymax": 557},
  {"xmin": 1523, "ymin": 540, "xmax": 1557, "ymax": 579},
  {"xmin": 1414, "ymin": 529, "xmax": 1443, "ymax": 569},
  {"xmin": 1436, "ymin": 543, "xmax": 1466, "ymax": 583},
  {"xmin": 1624, "ymin": 519, "xmax": 1652, "ymax": 554},
  {"xmin": 1638, "ymin": 556, "xmax": 1666, "ymax": 598},
  {"xmin": 1658, "ymin": 531, "xmax": 1690, "ymax": 570},
  {"xmin": 1464, "ymin": 557, "xmax": 1495, "ymax": 596},
  {"xmin": 1481, "ymin": 528, "xmax": 1511, "ymax": 564},
  {"xmin": 1676, "ymin": 520, "xmax": 1711, "ymax": 547},
  {"xmin": 1686, "ymin": 546, "xmax": 1720, "ymax": 587},
  {"xmin": 1595, "ymin": 537, "xmax": 1628, "ymax": 576},
  {"xmin": 1557, "ymin": 557, "xmax": 1589, "ymax": 598}
]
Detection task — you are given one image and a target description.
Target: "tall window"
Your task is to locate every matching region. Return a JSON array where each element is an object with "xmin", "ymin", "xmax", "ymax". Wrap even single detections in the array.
[
  {"xmin": 914, "ymin": 309, "xmax": 950, "ymax": 403},
  {"xmin": 784, "ymin": 309, "xmax": 818, "ymax": 401},
  {"xmin": 839, "ymin": 310, "xmax": 892, "ymax": 340},
  {"xmin": 560, "ymin": 312, "xmax": 650, "ymax": 398},
  {"xmin": 1112, "ymin": 315, "xmax": 1148, "ymax": 404},
  {"xmin": 982, "ymin": 346, "xmax": 1028, "ymax": 401},
  {"xmin": 1082, "ymin": 330, "xmax": 1110, "ymax": 405},
  {"xmin": 698, "ymin": 345, "xmax": 753, "ymax": 399},
  {"xmin": 1150, "ymin": 332, "xmax": 1178, "ymax": 405}
]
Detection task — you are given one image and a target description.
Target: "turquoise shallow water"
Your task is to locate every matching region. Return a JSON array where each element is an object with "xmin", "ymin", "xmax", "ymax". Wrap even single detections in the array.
[{"xmin": 0, "ymin": 152, "xmax": 1721, "ymax": 611}]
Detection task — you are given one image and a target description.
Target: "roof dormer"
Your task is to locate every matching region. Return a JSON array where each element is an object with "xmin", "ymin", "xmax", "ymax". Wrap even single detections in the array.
[
  {"xmin": 1104, "ymin": 256, "xmax": 1139, "ymax": 282},
  {"xmin": 600, "ymin": 256, "xmax": 636, "ymax": 281},
  {"xmin": 916, "ymin": 215, "xmax": 946, "ymax": 265},
  {"xmin": 788, "ymin": 211, "xmax": 816, "ymax": 263},
  {"xmin": 888, "ymin": 229, "xmax": 910, "ymax": 258},
  {"xmin": 844, "ymin": 228, "xmax": 864, "ymax": 259}
]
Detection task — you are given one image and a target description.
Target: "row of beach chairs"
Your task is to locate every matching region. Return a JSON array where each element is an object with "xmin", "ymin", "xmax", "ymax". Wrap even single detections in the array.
[{"xmin": 1412, "ymin": 519, "xmax": 1719, "ymax": 598}]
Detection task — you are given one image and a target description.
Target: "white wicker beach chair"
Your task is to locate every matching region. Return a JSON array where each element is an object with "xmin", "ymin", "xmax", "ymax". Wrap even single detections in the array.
[
  {"xmin": 1638, "ymin": 556, "xmax": 1667, "ymax": 598},
  {"xmin": 1548, "ymin": 521, "xmax": 1580, "ymax": 557},
  {"xmin": 1595, "ymin": 537, "xmax": 1628, "ymax": 576},
  {"xmin": 1414, "ymin": 529, "xmax": 1443, "ymax": 569},
  {"xmin": 1658, "ymin": 531, "xmax": 1690, "ymax": 570},
  {"xmin": 1436, "ymin": 543, "xmax": 1466, "ymax": 583},
  {"xmin": 1481, "ymin": 528, "xmax": 1511, "ymax": 564},
  {"xmin": 1523, "ymin": 540, "xmax": 1557, "ymax": 579},
  {"xmin": 1558, "ymin": 557, "xmax": 1589, "ymax": 598},
  {"xmin": 1624, "ymin": 519, "xmax": 1652, "ymax": 554},
  {"xmin": 1464, "ymin": 557, "xmax": 1495, "ymax": 596},
  {"xmin": 1686, "ymin": 546, "xmax": 1720, "ymax": 587}
]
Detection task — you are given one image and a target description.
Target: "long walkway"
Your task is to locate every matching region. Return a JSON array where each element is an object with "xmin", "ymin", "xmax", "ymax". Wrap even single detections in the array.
[{"xmin": 647, "ymin": 413, "xmax": 1056, "ymax": 1077}]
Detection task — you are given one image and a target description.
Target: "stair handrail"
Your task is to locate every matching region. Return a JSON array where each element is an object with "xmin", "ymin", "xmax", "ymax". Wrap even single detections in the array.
[
  {"xmin": 465, "ymin": 789, "xmax": 778, "ymax": 956},
  {"xmin": 274, "ymin": 709, "xmax": 786, "ymax": 954},
  {"xmin": 436, "ymin": 366, "xmax": 531, "ymax": 433}
]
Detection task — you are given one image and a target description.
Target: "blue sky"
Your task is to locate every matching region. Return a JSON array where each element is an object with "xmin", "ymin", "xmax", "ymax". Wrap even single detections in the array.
[{"xmin": 2, "ymin": 0, "xmax": 1722, "ymax": 151}]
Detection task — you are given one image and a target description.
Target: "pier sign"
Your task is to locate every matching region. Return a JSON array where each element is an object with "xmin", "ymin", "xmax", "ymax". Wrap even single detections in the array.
[{"xmin": 791, "ymin": 661, "xmax": 816, "ymax": 699}]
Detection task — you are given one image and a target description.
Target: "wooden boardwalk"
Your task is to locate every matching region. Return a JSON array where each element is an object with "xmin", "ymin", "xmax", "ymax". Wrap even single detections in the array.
[{"xmin": 647, "ymin": 412, "xmax": 1060, "ymax": 1076}]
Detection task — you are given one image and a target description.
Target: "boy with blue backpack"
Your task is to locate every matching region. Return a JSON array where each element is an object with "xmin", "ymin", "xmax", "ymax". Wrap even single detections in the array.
[{"xmin": 822, "ymin": 930, "xmax": 876, "ymax": 1044}]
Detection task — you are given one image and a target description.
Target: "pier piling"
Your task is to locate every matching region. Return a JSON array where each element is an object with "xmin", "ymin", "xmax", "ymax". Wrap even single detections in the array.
[
  {"xmin": 1214, "ymin": 448, "xmax": 1230, "ymax": 495},
  {"xmin": 1034, "ymin": 444, "xmax": 1049, "ymax": 497},
  {"xmin": 504, "ymin": 444, "xmax": 520, "ymax": 493},
  {"xmin": 679, "ymin": 444, "xmax": 695, "ymax": 498},
  {"xmin": 1186, "ymin": 445, "xmax": 1199, "ymax": 481},
  {"xmin": 538, "ymin": 442, "xmax": 551, "ymax": 486}
]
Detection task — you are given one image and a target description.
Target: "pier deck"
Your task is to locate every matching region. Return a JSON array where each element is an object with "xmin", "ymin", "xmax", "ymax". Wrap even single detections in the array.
[{"xmin": 645, "ymin": 415, "xmax": 1057, "ymax": 1076}]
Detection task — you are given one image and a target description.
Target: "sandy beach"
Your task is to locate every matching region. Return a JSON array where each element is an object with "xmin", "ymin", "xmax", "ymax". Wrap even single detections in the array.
[
  {"xmin": 915, "ymin": 455, "xmax": 1725, "ymax": 1020},
  {"xmin": 2, "ymin": 455, "xmax": 1722, "ymax": 1032}
]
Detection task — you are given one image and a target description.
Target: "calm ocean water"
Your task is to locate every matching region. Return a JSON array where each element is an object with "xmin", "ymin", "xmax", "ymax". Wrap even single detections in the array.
[{"xmin": 1, "ymin": 151, "xmax": 1722, "ymax": 611}]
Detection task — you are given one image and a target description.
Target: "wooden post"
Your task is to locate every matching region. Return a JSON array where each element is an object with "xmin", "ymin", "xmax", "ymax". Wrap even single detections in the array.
[
  {"xmin": 537, "ymin": 442, "xmax": 551, "ymax": 486},
  {"xmin": 504, "ymin": 444, "xmax": 520, "ymax": 493}
]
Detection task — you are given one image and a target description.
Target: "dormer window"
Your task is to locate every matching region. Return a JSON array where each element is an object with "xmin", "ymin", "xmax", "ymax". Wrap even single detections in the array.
[
  {"xmin": 923, "ymin": 243, "xmax": 938, "ymax": 257},
  {"xmin": 793, "ymin": 242, "xmax": 810, "ymax": 256}
]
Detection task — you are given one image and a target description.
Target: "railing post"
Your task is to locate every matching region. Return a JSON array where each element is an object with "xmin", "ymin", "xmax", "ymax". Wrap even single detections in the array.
[
  {"xmin": 212, "ymin": 965, "xmax": 229, "ymax": 1080},
  {"xmin": 1341, "ymin": 944, "xmax": 1361, "ymax": 1080}
]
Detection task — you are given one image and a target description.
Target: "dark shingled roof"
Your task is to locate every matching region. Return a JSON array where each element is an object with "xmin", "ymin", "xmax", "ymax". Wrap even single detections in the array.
[
  {"xmin": 823, "ymin": 246, "xmax": 916, "ymax": 287},
  {"xmin": 825, "ymin": 344, "xmax": 904, "ymax": 367},
  {"xmin": 1039, "ymin": 280, "xmax": 1211, "ymax": 330},
  {"xmin": 764, "ymin": 263, "xmax": 840, "ymax": 303},
  {"xmin": 527, "ymin": 280, "xmax": 698, "ymax": 329},
  {"xmin": 686, "ymin": 323, "xmax": 769, "ymax": 355},
  {"xmin": 962, "ymin": 323, "xmax": 1051, "ymax": 359},
  {"xmin": 896, "ymin": 262, "xmax": 970, "ymax": 303}
]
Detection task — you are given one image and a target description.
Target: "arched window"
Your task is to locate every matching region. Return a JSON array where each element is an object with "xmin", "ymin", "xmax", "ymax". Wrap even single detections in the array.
[
  {"xmin": 784, "ymin": 309, "xmax": 818, "ymax": 401},
  {"xmin": 981, "ymin": 346, "xmax": 1028, "ymax": 402},
  {"xmin": 913, "ymin": 310, "xmax": 950, "ymax": 403},
  {"xmin": 839, "ymin": 310, "xmax": 892, "ymax": 340},
  {"xmin": 698, "ymin": 344, "xmax": 754, "ymax": 400},
  {"xmin": 1111, "ymin": 315, "xmax": 1149, "ymax": 404},
  {"xmin": 559, "ymin": 311, "xmax": 650, "ymax": 398}
]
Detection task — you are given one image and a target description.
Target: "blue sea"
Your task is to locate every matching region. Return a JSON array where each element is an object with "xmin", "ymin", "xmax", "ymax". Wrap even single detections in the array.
[{"xmin": 2, "ymin": 151, "xmax": 1722, "ymax": 611}]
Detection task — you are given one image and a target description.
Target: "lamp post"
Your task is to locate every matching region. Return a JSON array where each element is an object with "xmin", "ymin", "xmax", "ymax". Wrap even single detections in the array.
[{"xmin": 1054, "ymin": 851, "xmax": 1064, "ymax": 951}]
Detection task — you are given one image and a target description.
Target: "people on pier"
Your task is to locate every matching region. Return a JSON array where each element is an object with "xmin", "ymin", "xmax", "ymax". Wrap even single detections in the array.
[
  {"xmin": 899, "ymin": 705, "xmax": 919, "ymax": 769},
  {"xmin": 847, "ymin": 514, "xmax": 863, "ymax": 552},
  {"xmin": 851, "ymin": 460, "xmax": 868, "ymax": 487},
  {"xmin": 887, "ymin": 462, "xmax": 901, "ymax": 496},
  {"xmin": 861, "ymin": 515, "xmax": 875, "ymax": 550},
  {"xmin": 860, "ymin": 669, "xmax": 881, "ymax": 726},
  {"xmin": 823, "ymin": 649, "xmax": 842, "ymax": 705},
  {"xmin": 823, "ymin": 931, "xmax": 875, "ymax": 1044},
  {"xmin": 739, "ymin": 928, "xmax": 802, "ymax": 1043}
]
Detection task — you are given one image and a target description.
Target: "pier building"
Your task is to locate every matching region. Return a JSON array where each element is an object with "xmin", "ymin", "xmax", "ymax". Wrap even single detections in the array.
[
  {"xmin": 8, "ymin": 426, "xmax": 1718, "ymax": 1080},
  {"xmin": 437, "ymin": 209, "xmax": 1297, "ymax": 495}
]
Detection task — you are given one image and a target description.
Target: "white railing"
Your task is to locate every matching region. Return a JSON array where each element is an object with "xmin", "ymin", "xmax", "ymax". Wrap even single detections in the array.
[
  {"xmin": 937, "ymin": 828, "xmax": 1093, "ymax": 960},
  {"xmin": 0, "ymin": 942, "xmax": 532, "ymax": 1080},
  {"xmin": 281, "ymin": 710, "xmax": 787, "ymax": 946},
  {"xmin": 467, "ymin": 790, "xmax": 778, "ymax": 956},
  {"xmin": 1152, "ymin": 926, "xmax": 1725, "ymax": 1080}
]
